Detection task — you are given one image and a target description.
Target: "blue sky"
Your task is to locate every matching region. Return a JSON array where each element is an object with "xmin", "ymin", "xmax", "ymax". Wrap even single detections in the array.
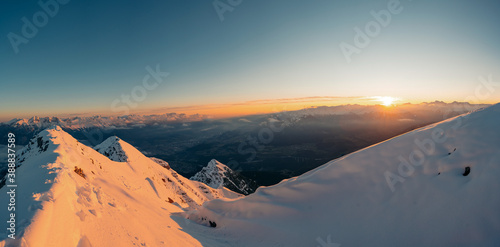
[{"xmin": 1, "ymin": 0, "xmax": 499, "ymax": 120}]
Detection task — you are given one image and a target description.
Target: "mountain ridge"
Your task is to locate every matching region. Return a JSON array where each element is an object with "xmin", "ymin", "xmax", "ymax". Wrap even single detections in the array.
[{"xmin": 0, "ymin": 126, "xmax": 240, "ymax": 246}]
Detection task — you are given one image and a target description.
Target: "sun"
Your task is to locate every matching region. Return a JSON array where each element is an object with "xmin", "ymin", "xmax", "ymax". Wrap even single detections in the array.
[{"xmin": 377, "ymin": 96, "xmax": 396, "ymax": 106}]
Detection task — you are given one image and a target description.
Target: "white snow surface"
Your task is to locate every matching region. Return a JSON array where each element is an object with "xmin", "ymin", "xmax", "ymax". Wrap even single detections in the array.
[
  {"xmin": 187, "ymin": 103, "xmax": 500, "ymax": 246},
  {"xmin": 0, "ymin": 126, "xmax": 240, "ymax": 247}
]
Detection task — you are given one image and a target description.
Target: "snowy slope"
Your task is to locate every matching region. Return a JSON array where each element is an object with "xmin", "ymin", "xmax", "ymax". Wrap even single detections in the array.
[
  {"xmin": 0, "ymin": 126, "xmax": 240, "ymax": 247},
  {"xmin": 93, "ymin": 136, "xmax": 131, "ymax": 162},
  {"xmin": 92, "ymin": 136, "xmax": 158, "ymax": 163},
  {"xmin": 190, "ymin": 159, "xmax": 258, "ymax": 195},
  {"xmin": 186, "ymin": 104, "xmax": 500, "ymax": 247}
]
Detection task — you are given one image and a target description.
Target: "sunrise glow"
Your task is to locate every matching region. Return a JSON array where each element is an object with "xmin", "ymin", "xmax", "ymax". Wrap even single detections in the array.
[
  {"xmin": 369, "ymin": 96, "xmax": 398, "ymax": 107},
  {"xmin": 381, "ymin": 97, "xmax": 395, "ymax": 106}
]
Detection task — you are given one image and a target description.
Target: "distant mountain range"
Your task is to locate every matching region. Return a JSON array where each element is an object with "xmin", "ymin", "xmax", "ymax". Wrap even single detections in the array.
[
  {"xmin": 1, "ymin": 102, "xmax": 488, "ymax": 130},
  {"xmin": 2, "ymin": 113, "xmax": 206, "ymax": 130},
  {"xmin": 287, "ymin": 101, "xmax": 489, "ymax": 116}
]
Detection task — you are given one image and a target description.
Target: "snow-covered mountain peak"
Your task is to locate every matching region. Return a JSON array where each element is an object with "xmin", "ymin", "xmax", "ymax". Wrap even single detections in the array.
[
  {"xmin": 190, "ymin": 159, "xmax": 228, "ymax": 190},
  {"xmin": 93, "ymin": 136, "xmax": 145, "ymax": 162},
  {"xmin": 190, "ymin": 159, "xmax": 258, "ymax": 195},
  {"xmin": 206, "ymin": 159, "xmax": 229, "ymax": 171}
]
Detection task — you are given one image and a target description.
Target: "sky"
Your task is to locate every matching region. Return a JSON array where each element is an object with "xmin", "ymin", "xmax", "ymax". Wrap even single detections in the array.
[{"xmin": 0, "ymin": 0, "xmax": 499, "ymax": 121}]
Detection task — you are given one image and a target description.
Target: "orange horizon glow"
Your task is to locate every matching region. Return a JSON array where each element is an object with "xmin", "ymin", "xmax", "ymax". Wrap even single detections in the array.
[
  {"xmin": 0, "ymin": 96, "xmax": 496, "ymax": 122},
  {"xmin": 141, "ymin": 96, "xmax": 410, "ymax": 118}
]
